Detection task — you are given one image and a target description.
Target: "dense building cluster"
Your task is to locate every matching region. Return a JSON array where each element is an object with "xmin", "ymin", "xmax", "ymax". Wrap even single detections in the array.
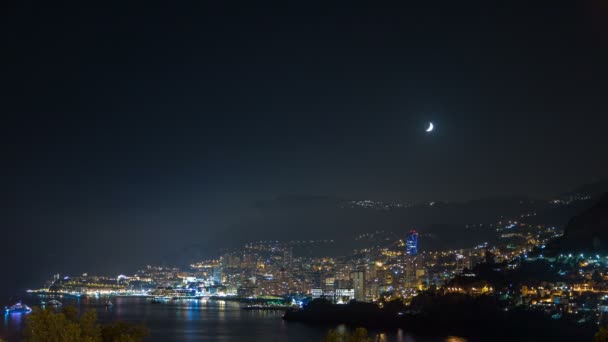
[
  {"xmin": 33, "ymin": 217, "xmax": 558, "ymax": 300},
  {"xmin": 30, "ymin": 208, "xmax": 608, "ymax": 325}
]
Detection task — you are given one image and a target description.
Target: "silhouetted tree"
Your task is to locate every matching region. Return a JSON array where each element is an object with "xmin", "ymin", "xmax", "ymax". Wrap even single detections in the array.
[
  {"xmin": 324, "ymin": 329, "xmax": 343, "ymax": 342},
  {"xmin": 350, "ymin": 328, "xmax": 373, "ymax": 342},
  {"xmin": 101, "ymin": 322, "xmax": 148, "ymax": 342},
  {"xmin": 80, "ymin": 310, "xmax": 102, "ymax": 341},
  {"xmin": 595, "ymin": 326, "xmax": 608, "ymax": 342},
  {"xmin": 23, "ymin": 306, "xmax": 148, "ymax": 342},
  {"xmin": 24, "ymin": 308, "xmax": 82, "ymax": 342},
  {"xmin": 323, "ymin": 327, "xmax": 373, "ymax": 342},
  {"xmin": 62, "ymin": 306, "xmax": 79, "ymax": 323},
  {"xmin": 382, "ymin": 298, "xmax": 405, "ymax": 315}
]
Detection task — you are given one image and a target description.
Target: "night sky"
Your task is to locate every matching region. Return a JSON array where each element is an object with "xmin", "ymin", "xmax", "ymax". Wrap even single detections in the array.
[{"xmin": 1, "ymin": 1, "xmax": 607, "ymax": 292}]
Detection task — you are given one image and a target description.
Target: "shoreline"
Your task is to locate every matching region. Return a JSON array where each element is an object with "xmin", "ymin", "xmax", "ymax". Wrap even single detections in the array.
[{"xmin": 282, "ymin": 303, "xmax": 596, "ymax": 341}]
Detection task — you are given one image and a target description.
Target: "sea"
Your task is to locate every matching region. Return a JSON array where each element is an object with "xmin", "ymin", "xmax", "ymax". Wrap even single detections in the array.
[{"xmin": 0, "ymin": 294, "xmax": 461, "ymax": 342}]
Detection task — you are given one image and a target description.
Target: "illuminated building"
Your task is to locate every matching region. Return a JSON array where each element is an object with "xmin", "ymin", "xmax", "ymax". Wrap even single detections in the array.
[
  {"xmin": 311, "ymin": 288, "xmax": 355, "ymax": 304},
  {"xmin": 455, "ymin": 254, "xmax": 466, "ymax": 273},
  {"xmin": 406, "ymin": 230, "xmax": 418, "ymax": 256},
  {"xmin": 212, "ymin": 267, "xmax": 222, "ymax": 283},
  {"xmin": 352, "ymin": 268, "xmax": 366, "ymax": 302},
  {"xmin": 405, "ymin": 257, "xmax": 416, "ymax": 289}
]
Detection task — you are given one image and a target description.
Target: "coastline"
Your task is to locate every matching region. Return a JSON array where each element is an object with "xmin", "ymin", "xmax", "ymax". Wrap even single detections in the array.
[{"xmin": 282, "ymin": 301, "xmax": 596, "ymax": 341}]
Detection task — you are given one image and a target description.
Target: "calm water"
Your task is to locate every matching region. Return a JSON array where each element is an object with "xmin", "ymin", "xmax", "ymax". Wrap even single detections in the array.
[{"xmin": 1, "ymin": 296, "xmax": 459, "ymax": 342}]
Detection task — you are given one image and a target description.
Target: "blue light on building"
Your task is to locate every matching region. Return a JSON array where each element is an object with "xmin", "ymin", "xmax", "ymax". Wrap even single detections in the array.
[{"xmin": 406, "ymin": 230, "xmax": 418, "ymax": 256}]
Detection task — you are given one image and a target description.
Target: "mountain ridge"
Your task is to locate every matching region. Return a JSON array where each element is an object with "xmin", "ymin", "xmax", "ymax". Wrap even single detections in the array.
[
  {"xmin": 547, "ymin": 192, "xmax": 608, "ymax": 254},
  {"xmin": 223, "ymin": 180, "xmax": 608, "ymax": 254}
]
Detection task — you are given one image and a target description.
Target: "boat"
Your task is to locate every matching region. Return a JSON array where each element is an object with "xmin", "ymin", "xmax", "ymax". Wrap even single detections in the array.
[
  {"xmin": 40, "ymin": 299, "xmax": 62, "ymax": 307},
  {"xmin": 46, "ymin": 300, "xmax": 62, "ymax": 307},
  {"xmin": 151, "ymin": 297, "xmax": 164, "ymax": 304},
  {"xmin": 5, "ymin": 301, "xmax": 32, "ymax": 314}
]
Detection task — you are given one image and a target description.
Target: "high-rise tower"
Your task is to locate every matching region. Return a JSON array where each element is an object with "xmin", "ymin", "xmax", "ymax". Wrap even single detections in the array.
[{"xmin": 406, "ymin": 230, "xmax": 418, "ymax": 256}]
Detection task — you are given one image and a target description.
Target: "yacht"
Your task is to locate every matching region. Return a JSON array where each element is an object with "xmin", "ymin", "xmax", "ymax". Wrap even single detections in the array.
[
  {"xmin": 5, "ymin": 301, "xmax": 32, "ymax": 314},
  {"xmin": 151, "ymin": 297, "xmax": 163, "ymax": 304},
  {"xmin": 42, "ymin": 300, "xmax": 62, "ymax": 307}
]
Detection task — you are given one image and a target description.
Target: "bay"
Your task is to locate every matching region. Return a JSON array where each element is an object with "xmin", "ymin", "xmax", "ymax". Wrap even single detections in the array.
[{"xmin": 1, "ymin": 296, "xmax": 457, "ymax": 342}]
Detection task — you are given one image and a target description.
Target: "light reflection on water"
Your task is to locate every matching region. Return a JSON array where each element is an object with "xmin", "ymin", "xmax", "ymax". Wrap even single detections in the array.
[
  {"xmin": 445, "ymin": 337, "xmax": 468, "ymax": 342},
  {"xmin": 0, "ymin": 297, "xmax": 459, "ymax": 342}
]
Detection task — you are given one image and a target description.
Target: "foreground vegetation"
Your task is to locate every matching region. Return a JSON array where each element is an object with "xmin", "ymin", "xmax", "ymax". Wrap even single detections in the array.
[
  {"xmin": 324, "ymin": 327, "xmax": 374, "ymax": 342},
  {"xmin": 596, "ymin": 327, "xmax": 608, "ymax": 342},
  {"xmin": 23, "ymin": 306, "xmax": 148, "ymax": 342}
]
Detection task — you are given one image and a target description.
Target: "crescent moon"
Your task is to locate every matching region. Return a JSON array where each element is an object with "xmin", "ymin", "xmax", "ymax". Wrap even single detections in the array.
[{"xmin": 426, "ymin": 122, "xmax": 434, "ymax": 132}]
